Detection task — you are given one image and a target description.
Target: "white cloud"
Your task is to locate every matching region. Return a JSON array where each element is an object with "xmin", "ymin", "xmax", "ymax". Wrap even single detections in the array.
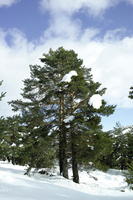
[
  {"xmin": 40, "ymin": 0, "xmax": 118, "ymax": 16},
  {"xmin": 0, "ymin": 0, "xmax": 18, "ymax": 7},
  {"xmin": 103, "ymin": 28, "xmax": 126, "ymax": 41},
  {"xmin": 40, "ymin": 0, "xmax": 133, "ymax": 17},
  {"xmin": 127, "ymin": 0, "xmax": 133, "ymax": 5},
  {"xmin": 0, "ymin": 27, "xmax": 133, "ymax": 117},
  {"xmin": 43, "ymin": 14, "xmax": 81, "ymax": 39},
  {"xmin": 38, "ymin": 0, "xmax": 133, "ymax": 109},
  {"xmin": 1, "ymin": 0, "xmax": 133, "ymax": 116},
  {"xmin": 91, "ymin": 37, "xmax": 133, "ymax": 108},
  {"xmin": 0, "ymin": 29, "xmax": 44, "ymax": 116},
  {"xmin": 41, "ymin": 29, "xmax": 133, "ymax": 109}
]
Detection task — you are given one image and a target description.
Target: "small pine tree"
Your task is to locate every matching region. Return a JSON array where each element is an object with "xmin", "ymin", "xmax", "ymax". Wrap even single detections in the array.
[
  {"xmin": 109, "ymin": 123, "xmax": 133, "ymax": 170},
  {"xmin": 0, "ymin": 81, "xmax": 7, "ymax": 161},
  {"xmin": 0, "ymin": 80, "xmax": 6, "ymax": 101},
  {"xmin": 0, "ymin": 117, "xmax": 8, "ymax": 161},
  {"xmin": 0, "ymin": 115, "xmax": 26, "ymax": 164},
  {"xmin": 129, "ymin": 86, "xmax": 133, "ymax": 99}
]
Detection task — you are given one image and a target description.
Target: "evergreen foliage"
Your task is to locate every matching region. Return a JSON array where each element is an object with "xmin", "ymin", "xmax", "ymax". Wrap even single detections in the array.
[
  {"xmin": 0, "ymin": 113, "xmax": 55, "ymax": 171},
  {"xmin": 0, "ymin": 117, "xmax": 7, "ymax": 161},
  {"xmin": 0, "ymin": 81, "xmax": 7, "ymax": 161},
  {"xmin": 0, "ymin": 80, "xmax": 6, "ymax": 101},
  {"xmin": 129, "ymin": 86, "xmax": 133, "ymax": 99},
  {"xmin": 108, "ymin": 123, "xmax": 133, "ymax": 170},
  {"xmin": 77, "ymin": 129, "xmax": 113, "ymax": 171},
  {"xmin": 0, "ymin": 115, "xmax": 25, "ymax": 164}
]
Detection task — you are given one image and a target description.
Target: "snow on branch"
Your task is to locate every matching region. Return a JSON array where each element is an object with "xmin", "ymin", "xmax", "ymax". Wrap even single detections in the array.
[
  {"xmin": 74, "ymin": 98, "xmax": 81, "ymax": 104},
  {"xmin": 89, "ymin": 94, "xmax": 102, "ymax": 109},
  {"xmin": 122, "ymin": 127, "xmax": 131, "ymax": 135},
  {"xmin": 48, "ymin": 126, "xmax": 58, "ymax": 136},
  {"xmin": 64, "ymin": 115, "xmax": 75, "ymax": 123},
  {"xmin": 61, "ymin": 71, "xmax": 78, "ymax": 83}
]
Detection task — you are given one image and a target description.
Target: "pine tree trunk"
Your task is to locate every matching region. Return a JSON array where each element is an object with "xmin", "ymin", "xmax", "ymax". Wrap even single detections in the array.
[
  {"xmin": 59, "ymin": 93, "xmax": 68, "ymax": 179},
  {"xmin": 71, "ymin": 131, "xmax": 79, "ymax": 183},
  {"xmin": 59, "ymin": 132, "xmax": 63, "ymax": 175},
  {"xmin": 59, "ymin": 129, "xmax": 68, "ymax": 179},
  {"xmin": 62, "ymin": 127, "xmax": 68, "ymax": 179}
]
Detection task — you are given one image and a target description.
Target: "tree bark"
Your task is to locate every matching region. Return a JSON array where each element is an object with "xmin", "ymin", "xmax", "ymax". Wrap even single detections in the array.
[
  {"xmin": 59, "ymin": 93, "xmax": 68, "ymax": 179},
  {"xmin": 71, "ymin": 131, "xmax": 79, "ymax": 183},
  {"xmin": 70, "ymin": 92, "xmax": 79, "ymax": 183},
  {"xmin": 59, "ymin": 131, "xmax": 63, "ymax": 175},
  {"xmin": 62, "ymin": 127, "xmax": 68, "ymax": 178}
]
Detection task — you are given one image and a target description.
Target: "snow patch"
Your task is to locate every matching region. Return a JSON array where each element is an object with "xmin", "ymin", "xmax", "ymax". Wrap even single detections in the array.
[
  {"xmin": 0, "ymin": 162, "xmax": 133, "ymax": 200},
  {"xmin": 88, "ymin": 145, "xmax": 94, "ymax": 150},
  {"xmin": 74, "ymin": 98, "xmax": 81, "ymax": 103},
  {"xmin": 61, "ymin": 71, "xmax": 77, "ymax": 83},
  {"xmin": 122, "ymin": 128, "xmax": 131, "ymax": 135},
  {"xmin": 11, "ymin": 143, "xmax": 16, "ymax": 147},
  {"xmin": 48, "ymin": 126, "xmax": 58, "ymax": 136},
  {"xmin": 19, "ymin": 144, "xmax": 24, "ymax": 148},
  {"xmin": 89, "ymin": 94, "xmax": 102, "ymax": 109}
]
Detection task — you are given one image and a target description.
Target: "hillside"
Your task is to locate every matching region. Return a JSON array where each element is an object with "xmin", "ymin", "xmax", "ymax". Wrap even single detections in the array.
[{"xmin": 0, "ymin": 162, "xmax": 133, "ymax": 200}]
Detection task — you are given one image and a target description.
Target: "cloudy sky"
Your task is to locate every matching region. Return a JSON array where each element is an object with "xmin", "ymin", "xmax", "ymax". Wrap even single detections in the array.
[{"xmin": 0, "ymin": 0, "xmax": 133, "ymax": 130}]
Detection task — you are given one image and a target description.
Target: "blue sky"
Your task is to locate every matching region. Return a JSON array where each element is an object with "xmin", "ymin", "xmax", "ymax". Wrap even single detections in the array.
[
  {"xmin": 0, "ymin": 0, "xmax": 50, "ymax": 41},
  {"xmin": 0, "ymin": 0, "xmax": 133, "ymax": 130},
  {"xmin": 1, "ymin": 0, "xmax": 133, "ymax": 41}
]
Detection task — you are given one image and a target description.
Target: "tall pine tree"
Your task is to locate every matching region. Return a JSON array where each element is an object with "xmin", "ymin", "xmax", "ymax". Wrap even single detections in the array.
[{"xmin": 10, "ymin": 47, "xmax": 115, "ymax": 182}]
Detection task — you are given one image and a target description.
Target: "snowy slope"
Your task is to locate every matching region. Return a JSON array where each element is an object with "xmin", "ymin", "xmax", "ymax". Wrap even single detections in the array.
[{"xmin": 0, "ymin": 162, "xmax": 133, "ymax": 200}]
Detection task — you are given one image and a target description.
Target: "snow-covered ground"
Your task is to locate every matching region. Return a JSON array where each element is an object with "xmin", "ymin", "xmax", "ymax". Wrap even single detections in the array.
[{"xmin": 0, "ymin": 162, "xmax": 133, "ymax": 200}]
